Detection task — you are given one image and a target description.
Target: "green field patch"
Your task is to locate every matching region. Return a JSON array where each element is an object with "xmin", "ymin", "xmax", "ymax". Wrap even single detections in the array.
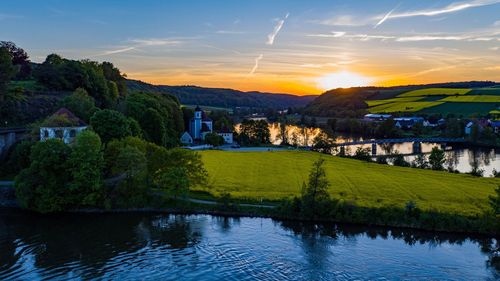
[
  {"xmin": 440, "ymin": 95, "xmax": 500, "ymax": 103},
  {"xmin": 398, "ymin": 88, "xmax": 470, "ymax": 97},
  {"xmin": 368, "ymin": 101, "xmax": 444, "ymax": 113},
  {"xmin": 418, "ymin": 102, "xmax": 498, "ymax": 116},
  {"xmin": 196, "ymin": 150, "xmax": 499, "ymax": 216},
  {"xmin": 365, "ymin": 97, "xmax": 424, "ymax": 107},
  {"xmin": 183, "ymin": 104, "xmax": 233, "ymax": 113},
  {"xmin": 467, "ymin": 88, "xmax": 500, "ymax": 96}
]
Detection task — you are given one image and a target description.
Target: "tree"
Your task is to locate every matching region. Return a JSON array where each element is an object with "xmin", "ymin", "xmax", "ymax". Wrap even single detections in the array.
[
  {"xmin": 0, "ymin": 41, "xmax": 31, "ymax": 79},
  {"xmin": 392, "ymin": 152, "xmax": 410, "ymax": 167},
  {"xmin": 141, "ymin": 108, "xmax": 166, "ymax": 146},
  {"xmin": 238, "ymin": 119, "xmax": 270, "ymax": 146},
  {"xmin": 277, "ymin": 118, "xmax": 289, "ymax": 145},
  {"xmin": 0, "ymin": 47, "xmax": 16, "ymax": 101},
  {"xmin": 67, "ymin": 130, "xmax": 104, "ymax": 207},
  {"xmin": 312, "ymin": 132, "xmax": 334, "ymax": 154},
  {"xmin": 412, "ymin": 154, "xmax": 428, "ymax": 169},
  {"xmin": 60, "ymin": 88, "xmax": 98, "ymax": 122},
  {"xmin": 15, "ymin": 139, "xmax": 72, "ymax": 213},
  {"xmin": 429, "ymin": 147, "xmax": 445, "ymax": 170},
  {"xmin": 127, "ymin": 117, "xmax": 142, "ymax": 137},
  {"xmin": 204, "ymin": 132, "xmax": 224, "ymax": 146},
  {"xmin": 301, "ymin": 157, "xmax": 330, "ymax": 217},
  {"xmin": 90, "ymin": 109, "xmax": 132, "ymax": 144},
  {"xmin": 154, "ymin": 166, "xmax": 190, "ymax": 199},
  {"xmin": 489, "ymin": 185, "xmax": 500, "ymax": 215}
]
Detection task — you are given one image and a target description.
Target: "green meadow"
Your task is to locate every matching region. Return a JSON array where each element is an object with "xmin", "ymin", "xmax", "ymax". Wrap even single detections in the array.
[
  {"xmin": 196, "ymin": 150, "xmax": 499, "ymax": 216},
  {"xmin": 368, "ymin": 101, "xmax": 444, "ymax": 113}
]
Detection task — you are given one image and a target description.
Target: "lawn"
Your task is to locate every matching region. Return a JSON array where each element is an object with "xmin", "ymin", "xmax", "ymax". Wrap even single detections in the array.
[
  {"xmin": 195, "ymin": 150, "xmax": 499, "ymax": 216},
  {"xmin": 440, "ymin": 95, "xmax": 500, "ymax": 103},
  {"xmin": 368, "ymin": 101, "xmax": 444, "ymax": 113},
  {"xmin": 397, "ymin": 88, "xmax": 470, "ymax": 97}
]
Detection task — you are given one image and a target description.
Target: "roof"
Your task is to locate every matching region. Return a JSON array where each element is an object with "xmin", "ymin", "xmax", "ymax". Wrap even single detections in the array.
[
  {"xmin": 201, "ymin": 111, "xmax": 212, "ymax": 121},
  {"xmin": 195, "ymin": 105, "xmax": 201, "ymax": 111},
  {"xmin": 490, "ymin": 121, "xmax": 500, "ymax": 127},
  {"xmin": 50, "ymin": 108, "xmax": 86, "ymax": 126}
]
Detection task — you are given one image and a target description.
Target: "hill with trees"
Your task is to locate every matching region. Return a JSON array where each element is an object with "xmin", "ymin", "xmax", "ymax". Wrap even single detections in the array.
[{"xmin": 127, "ymin": 79, "xmax": 316, "ymax": 109}]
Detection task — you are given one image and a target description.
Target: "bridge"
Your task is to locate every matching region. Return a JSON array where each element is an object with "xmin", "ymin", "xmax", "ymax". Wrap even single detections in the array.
[
  {"xmin": 0, "ymin": 127, "xmax": 29, "ymax": 160},
  {"xmin": 334, "ymin": 137, "xmax": 466, "ymax": 146},
  {"xmin": 334, "ymin": 137, "xmax": 466, "ymax": 156}
]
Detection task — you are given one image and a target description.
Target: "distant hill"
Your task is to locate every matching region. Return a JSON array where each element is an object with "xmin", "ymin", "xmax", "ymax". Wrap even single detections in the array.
[
  {"xmin": 303, "ymin": 81, "xmax": 500, "ymax": 118},
  {"xmin": 127, "ymin": 79, "xmax": 316, "ymax": 109}
]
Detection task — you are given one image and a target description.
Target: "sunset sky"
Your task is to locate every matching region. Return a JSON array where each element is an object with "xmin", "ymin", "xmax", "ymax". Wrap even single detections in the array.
[{"xmin": 2, "ymin": 0, "xmax": 499, "ymax": 95}]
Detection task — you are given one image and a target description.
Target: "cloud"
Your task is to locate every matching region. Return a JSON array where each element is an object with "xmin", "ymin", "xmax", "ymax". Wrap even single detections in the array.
[
  {"xmin": 375, "ymin": 0, "xmax": 500, "ymax": 27},
  {"xmin": 396, "ymin": 35, "xmax": 468, "ymax": 42},
  {"xmin": 374, "ymin": 4, "xmax": 399, "ymax": 28},
  {"xmin": 130, "ymin": 38, "xmax": 182, "ymax": 46},
  {"xmin": 98, "ymin": 47, "xmax": 136, "ymax": 56},
  {"xmin": 0, "ymin": 13, "xmax": 23, "ymax": 21},
  {"xmin": 266, "ymin": 13, "xmax": 289, "ymax": 45},
  {"xmin": 307, "ymin": 31, "xmax": 346, "ymax": 38},
  {"xmin": 315, "ymin": 15, "xmax": 367, "ymax": 26},
  {"xmin": 249, "ymin": 54, "xmax": 263, "ymax": 75},
  {"xmin": 215, "ymin": 30, "xmax": 246, "ymax": 34}
]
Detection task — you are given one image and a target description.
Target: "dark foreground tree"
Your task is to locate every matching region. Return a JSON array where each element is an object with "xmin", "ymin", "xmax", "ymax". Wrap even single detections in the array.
[
  {"xmin": 301, "ymin": 157, "xmax": 330, "ymax": 217},
  {"xmin": 490, "ymin": 185, "xmax": 500, "ymax": 215},
  {"xmin": 68, "ymin": 130, "xmax": 104, "ymax": 207},
  {"xmin": 90, "ymin": 109, "xmax": 132, "ymax": 144},
  {"xmin": 0, "ymin": 47, "xmax": 16, "ymax": 101},
  {"xmin": 429, "ymin": 147, "xmax": 445, "ymax": 170},
  {"xmin": 15, "ymin": 139, "xmax": 72, "ymax": 213}
]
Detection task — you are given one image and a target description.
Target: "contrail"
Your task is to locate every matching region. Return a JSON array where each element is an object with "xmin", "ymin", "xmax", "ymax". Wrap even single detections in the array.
[
  {"xmin": 249, "ymin": 54, "xmax": 264, "ymax": 75},
  {"xmin": 266, "ymin": 13, "xmax": 289, "ymax": 45}
]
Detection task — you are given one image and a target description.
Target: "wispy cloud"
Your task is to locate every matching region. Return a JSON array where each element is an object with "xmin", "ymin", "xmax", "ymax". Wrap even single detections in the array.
[
  {"xmin": 314, "ymin": 15, "xmax": 368, "ymax": 26},
  {"xmin": 249, "ymin": 54, "xmax": 264, "ymax": 75},
  {"xmin": 374, "ymin": 4, "xmax": 399, "ymax": 28},
  {"xmin": 130, "ymin": 38, "xmax": 182, "ymax": 46},
  {"xmin": 100, "ymin": 47, "xmax": 136, "ymax": 56},
  {"xmin": 215, "ymin": 30, "xmax": 246, "ymax": 35},
  {"xmin": 0, "ymin": 13, "xmax": 23, "ymax": 21},
  {"xmin": 396, "ymin": 35, "xmax": 468, "ymax": 42},
  {"xmin": 307, "ymin": 31, "xmax": 346, "ymax": 38},
  {"xmin": 266, "ymin": 13, "xmax": 289, "ymax": 45},
  {"xmin": 374, "ymin": 0, "xmax": 500, "ymax": 27}
]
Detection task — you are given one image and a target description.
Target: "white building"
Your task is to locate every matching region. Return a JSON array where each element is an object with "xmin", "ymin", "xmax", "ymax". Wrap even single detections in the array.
[
  {"xmin": 181, "ymin": 106, "xmax": 234, "ymax": 145},
  {"xmin": 40, "ymin": 108, "xmax": 87, "ymax": 144}
]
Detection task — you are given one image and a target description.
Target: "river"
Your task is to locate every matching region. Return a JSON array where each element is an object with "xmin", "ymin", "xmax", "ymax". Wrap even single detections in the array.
[
  {"xmin": 267, "ymin": 123, "xmax": 500, "ymax": 177},
  {"xmin": 0, "ymin": 211, "xmax": 498, "ymax": 280}
]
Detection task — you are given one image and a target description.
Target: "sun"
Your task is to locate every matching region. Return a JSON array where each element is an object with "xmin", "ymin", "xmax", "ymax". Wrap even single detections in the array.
[{"xmin": 317, "ymin": 71, "xmax": 374, "ymax": 90}]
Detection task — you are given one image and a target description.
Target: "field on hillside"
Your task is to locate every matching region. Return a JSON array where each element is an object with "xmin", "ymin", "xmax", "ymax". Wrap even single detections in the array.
[
  {"xmin": 196, "ymin": 150, "xmax": 499, "ymax": 216},
  {"xmin": 366, "ymin": 87, "xmax": 500, "ymax": 115},
  {"xmin": 398, "ymin": 88, "xmax": 470, "ymax": 97}
]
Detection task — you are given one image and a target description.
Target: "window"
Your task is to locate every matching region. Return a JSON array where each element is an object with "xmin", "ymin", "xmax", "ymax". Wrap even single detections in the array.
[
  {"xmin": 69, "ymin": 130, "xmax": 76, "ymax": 138},
  {"xmin": 44, "ymin": 130, "xmax": 49, "ymax": 138},
  {"xmin": 55, "ymin": 130, "xmax": 64, "ymax": 139}
]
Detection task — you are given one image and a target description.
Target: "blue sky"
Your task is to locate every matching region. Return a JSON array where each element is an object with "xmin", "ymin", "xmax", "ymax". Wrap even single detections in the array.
[{"xmin": 1, "ymin": 0, "xmax": 499, "ymax": 94}]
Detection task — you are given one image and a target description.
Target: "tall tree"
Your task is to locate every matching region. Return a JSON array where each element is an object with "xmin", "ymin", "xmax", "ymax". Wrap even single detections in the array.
[
  {"xmin": 68, "ymin": 130, "xmax": 104, "ymax": 207},
  {"xmin": 0, "ymin": 41, "xmax": 31, "ymax": 79},
  {"xmin": 301, "ymin": 157, "xmax": 330, "ymax": 217},
  {"xmin": 90, "ymin": 109, "xmax": 132, "ymax": 144},
  {"xmin": 60, "ymin": 88, "xmax": 98, "ymax": 123},
  {"xmin": 0, "ymin": 47, "xmax": 16, "ymax": 101},
  {"xmin": 429, "ymin": 147, "xmax": 445, "ymax": 170}
]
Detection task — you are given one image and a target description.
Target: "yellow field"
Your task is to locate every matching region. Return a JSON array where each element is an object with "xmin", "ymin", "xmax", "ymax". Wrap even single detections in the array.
[
  {"xmin": 398, "ymin": 88, "xmax": 470, "ymax": 97},
  {"xmin": 196, "ymin": 150, "xmax": 499, "ymax": 216},
  {"xmin": 440, "ymin": 95, "xmax": 500, "ymax": 103},
  {"xmin": 368, "ymin": 101, "xmax": 444, "ymax": 113}
]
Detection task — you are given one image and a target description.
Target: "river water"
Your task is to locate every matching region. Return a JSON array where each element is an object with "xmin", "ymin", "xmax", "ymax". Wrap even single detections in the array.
[
  {"xmin": 267, "ymin": 123, "xmax": 500, "ymax": 177},
  {"xmin": 0, "ymin": 211, "xmax": 498, "ymax": 280}
]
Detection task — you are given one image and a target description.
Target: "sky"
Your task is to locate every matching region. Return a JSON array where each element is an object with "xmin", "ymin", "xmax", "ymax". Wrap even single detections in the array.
[{"xmin": 1, "ymin": 0, "xmax": 499, "ymax": 95}]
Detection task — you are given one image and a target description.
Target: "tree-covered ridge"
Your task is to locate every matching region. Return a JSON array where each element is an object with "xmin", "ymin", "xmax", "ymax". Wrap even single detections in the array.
[{"xmin": 127, "ymin": 79, "xmax": 316, "ymax": 109}]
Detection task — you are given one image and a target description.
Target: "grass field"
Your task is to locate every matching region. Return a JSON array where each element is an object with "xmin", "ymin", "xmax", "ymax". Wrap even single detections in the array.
[
  {"xmin": 368, "ymin": 101, "xmax": 444, "ymax": 113},
  {"xmin": 440, "ymin": 95, "xmax": 500, "ymax": 103},
  {"xmin": 418, "ymin": 102, "xmax": 499, "ymax": 116},
  {"xmin": 468, "ymin": 88, "xmax": 500, "ymax": 95},
  {"xmin": 397, "ymin": 88, "xmax": 470, "ymax": 97},
  {"xmin": 196, "ymin": 150, "xmax": 499, "ymax": 216},
  {"xmin": 365, "ymin": 97, "xmax": 424, "ymax": 107}
]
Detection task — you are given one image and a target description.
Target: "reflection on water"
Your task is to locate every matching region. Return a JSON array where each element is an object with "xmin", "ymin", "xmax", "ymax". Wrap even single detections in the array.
[
  {"xmin": 0, "ymin": 211, "xmax": 498, "ymax": 280},
  {"xmin": 266, "ymin": 123, "xmax": 499, "ymax": 177}
]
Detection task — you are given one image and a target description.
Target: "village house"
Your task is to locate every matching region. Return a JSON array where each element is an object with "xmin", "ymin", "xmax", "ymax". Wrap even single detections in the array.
[
  {"xmin": 40, "ymin": 108, "xmax": 87, "ymax": 144},
  {"xmin": 394, "ymin": 117, "xmax": 424, "ymax": 129},
  {"xmin": 363, "ymin": 113, "xmax": 392, "ymax": 121},
  {"xmin": 181, "ymin": 106, "xmax": 233, "ymax": 145}
]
